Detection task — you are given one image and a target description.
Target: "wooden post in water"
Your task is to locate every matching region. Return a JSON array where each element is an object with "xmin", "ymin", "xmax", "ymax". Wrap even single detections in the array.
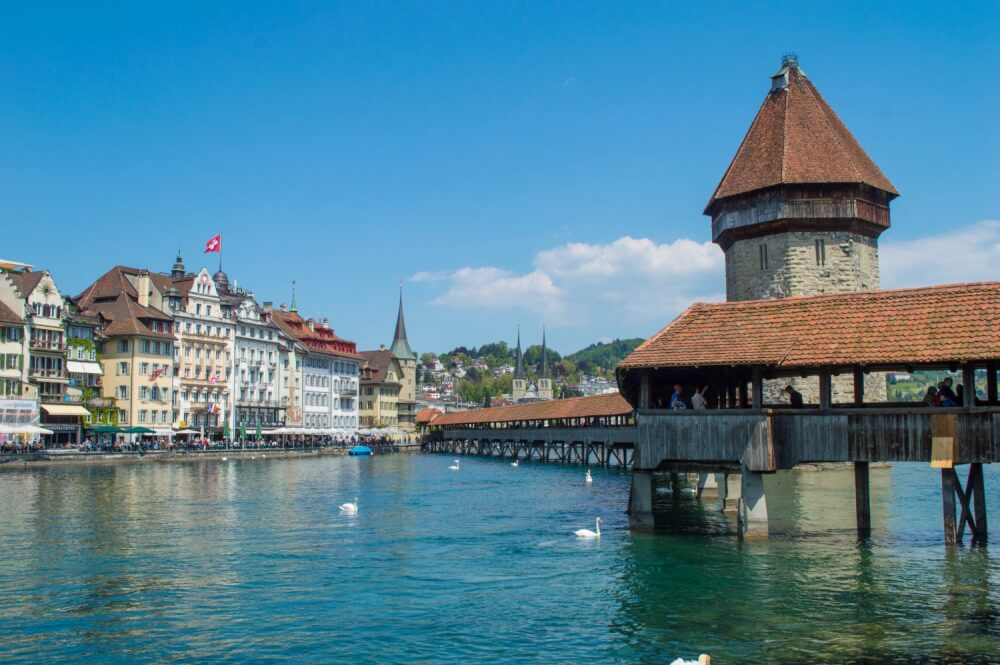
[
  {"xmin": 941, "ymin": 469, "xmax": 958, "ymax": 545},
  {"xmin": 855, "ymin": 462, "xmax": 871, "ymax": 537},
  {"xmin": 971, "ymin": 462, "xmax": 988, "ymax": 542}
]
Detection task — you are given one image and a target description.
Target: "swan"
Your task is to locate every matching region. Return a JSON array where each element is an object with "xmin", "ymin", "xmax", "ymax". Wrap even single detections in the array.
[
  {"xmin": 221, "ymin": 456, "xmax": 227, "ymax": 461},
  {"xmin": 574, "ymin": 517, "xmax": 602, "ymax": 539},
  {"xmin": 339, "ymin": 497, "xmax": 359, "ymax": 514},
  {"xmin": 585, "ymin": 469, "xmax": 593, "ymax": 483},
  {"xmin": 680, "ymin": 486, "xmax": 697, "ymax": 495},
  {"xmin": 669, "ymin": 656, "xmax": 710, "ymax": 665},
  {"xmin": 511, "ymin": 459, "xmax": 519, "ymax": 467},
  {"xmin": 448, "ymin": 459, "xmax": 460, "ymax": 471}
]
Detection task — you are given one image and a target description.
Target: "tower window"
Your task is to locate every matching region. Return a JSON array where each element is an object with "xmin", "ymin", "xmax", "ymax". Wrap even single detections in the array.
[
  {"xmin": 815, "ymin": 239, "xmax": 826, "ymax": 267},
  {"xmin": 759, "ymin": 244, "xmax": 768, "ymax": 270}
]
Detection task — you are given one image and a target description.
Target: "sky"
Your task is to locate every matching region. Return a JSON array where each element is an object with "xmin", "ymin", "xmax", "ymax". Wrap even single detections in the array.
[{"xmin": 2, "ymin": 2, "xmax": 998, "ymax": 356}]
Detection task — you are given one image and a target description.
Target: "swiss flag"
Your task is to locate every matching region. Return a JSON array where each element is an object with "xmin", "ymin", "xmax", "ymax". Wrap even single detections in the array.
[{"xmin": 205, "ymin": 234, "xmax": 222, "ymax": 253}]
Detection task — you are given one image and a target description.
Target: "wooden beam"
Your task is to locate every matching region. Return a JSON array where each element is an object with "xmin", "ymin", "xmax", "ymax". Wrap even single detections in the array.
[
  {"xmin": 739, "ymin": 381, "xmax": 749, "ymax": 408},
  {"xmin": 819, "ymin": 368, "xmax": 832, "ymax": 410},
  {"xmin": 988, "ymin": 362, "xmax": 998, "ymax": 405},
  {"xmin": 942, "ymin": 469, "xmax": 957, "ymax": 545},
  {"xmin": 639, "ymin": 372, "xmax": 651, "ymax": 409},
  {"xmin": 853, "ymin": 366, "xmax": 864, "ymax": 406},
  {"xmin": 962, "ymin": 363, "xmax": 976, "ymax": 408},
  {"xmin": 972, "ymin": 463, "xmax": 988, "ymax": 541},
  {"xmin": 751, "ymin": 366, "xmax": 763, "ymax": 410},
  {"xmin": 855, "ymin": 461, "xmax": 871, "ymax": 537},
  {"xmin": 727, "ymin": 382, "xmax": 737, "ymax": 410}
]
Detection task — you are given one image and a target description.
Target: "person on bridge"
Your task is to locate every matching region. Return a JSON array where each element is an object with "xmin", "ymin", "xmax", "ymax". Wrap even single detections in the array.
[
  {"xmin": 691, "ymin": 386, "xmax": 709, "ymax": 410},
  {"xmin": 669, "ymin": 385, "xmax": 688, "ymax": 410},
  {"xmin": 938, "ymin": 377, "xmax": 959, "ymax": 406},
  {"xmin": 785, "ymin": 385, "xmax": 804, "ymax": 408}
]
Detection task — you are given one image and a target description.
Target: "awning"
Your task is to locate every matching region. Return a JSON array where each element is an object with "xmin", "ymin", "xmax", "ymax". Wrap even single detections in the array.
[
  {"xmin": 67, "ymin": 361, "xmax": 103, "ymax": 375},
  {"xmin": 41, "ymin": 404, "xmax": 91, "ymax": 417}
]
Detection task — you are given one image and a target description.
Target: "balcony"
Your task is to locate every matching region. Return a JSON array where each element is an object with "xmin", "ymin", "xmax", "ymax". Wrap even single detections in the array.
[
  {"xmin": 30, "ymin": 367, "xmax": 67, "ymax": 380},
  {"xmin": 340, "ymin": 387, "xmax": 359, "ymax": 397},
  {"xmin": 236, "ymin": 399, "xmax": 282, "ymax": 409},
  {"xmin": 88, "ymin": 397, "xmax": 115, "ymax": 408},
  {"xmin": 30, "ymin": 339, "xmax": 66, "ymax": 352}
]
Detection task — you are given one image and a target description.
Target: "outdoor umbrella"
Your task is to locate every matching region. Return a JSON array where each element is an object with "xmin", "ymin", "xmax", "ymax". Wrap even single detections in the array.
[
  {"xmin": 122, "ymin": 426, "xmax": 155, "ymax": 434},
  {"xmin": 224, "ymin": 420, "xmax": 231, "ymax": 441},
  {"xmin": 255, "ymin": 420, "xmax": 262, "ymax": 441},
  {"xmin": 239, "ymin": 421, "xmax": 247, "ymax": 441},
  {"xmin": 87, "ymin": 425, "xmax": 122, "ymax": 434}
]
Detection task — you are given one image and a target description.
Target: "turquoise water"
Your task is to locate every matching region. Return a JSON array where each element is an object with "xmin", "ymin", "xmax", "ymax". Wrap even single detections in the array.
[{"xmin": 0, "ymin": 455, "xmax": 998, "ymax": 663}]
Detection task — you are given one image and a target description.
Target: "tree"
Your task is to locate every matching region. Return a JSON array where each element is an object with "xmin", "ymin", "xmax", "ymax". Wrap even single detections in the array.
[{"xmin": 420, "ymin": 352, "xmax": 436, "ymax": 366}]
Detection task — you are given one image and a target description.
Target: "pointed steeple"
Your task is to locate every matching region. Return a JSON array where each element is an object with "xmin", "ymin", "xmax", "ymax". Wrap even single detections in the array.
[
  {"xmin": 513, "ymin": 324, "xmax": 524, "ymax": 379},
  {"xmin": 290, "ymin": 280, "xmax": 297, "ymax": 313},
  {"xmin": 389, "ymin": 285, "xmax": 417, "ymax": 360},
  {"xmin": 541, "ymin": 324, "xmax": 549, "ymax": 378}
]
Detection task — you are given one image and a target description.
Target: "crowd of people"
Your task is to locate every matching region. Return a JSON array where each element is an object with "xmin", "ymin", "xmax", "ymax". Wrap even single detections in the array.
[{"xmin": 922, "ymin": 377, "xmax": 971, "ymax": 407}]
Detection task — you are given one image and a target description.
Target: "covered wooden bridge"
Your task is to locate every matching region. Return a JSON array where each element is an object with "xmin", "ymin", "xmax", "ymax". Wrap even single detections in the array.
[
  {"xmin": 423, "ymin": 393, "xmax": 637, "ymax": 467},
  {"xmin": 616, "ymin": 281, "xmax": 1000, "ymax": 542}
]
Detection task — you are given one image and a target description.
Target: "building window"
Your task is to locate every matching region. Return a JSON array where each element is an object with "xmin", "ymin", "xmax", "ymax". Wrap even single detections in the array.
[
  {"xmin": 118, "ymin": 361, "xmax": 129, "ymax": 375},
  {"xmin": 118, "ymin": 409, "xmax": 129, "ymax": 424},
  {"xmin": 141, "ymin": 340, "xmax": 151, "ymax": 353},
  {"xmin": 815, "ymin": 239, "xmax": 826, "ymax": 267},
  {"xmin": 759, "ymin": 243, "xmax": 768, "ymax": 270},
  {"xmin": 140, "ymin": 362, "xmax": 149, "ymax": 375},
  {"xmin": 118, "ymin": 385, "xmax": 128, "ymax": 399},
  {"xmin": 138, "ymin": 410, "xmax": 147, "ymax": 423},
  {"xmin": 118, "ymin": 340, "xmax": 130, "ymax": 353}
]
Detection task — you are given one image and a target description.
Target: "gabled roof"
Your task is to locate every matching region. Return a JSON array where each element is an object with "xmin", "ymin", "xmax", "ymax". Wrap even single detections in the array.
[
  {"xmin": 6, "ymin": 270, "xmax": 47, "ymax": 299},
  {"xmin": 416, "ymin": 407, "xmax": 443, "ymax": 424},
  {"xmin": 706, "ymin": 59, "xmax": 897, "ymax": 212},
  {"xmin": 74, "ymin": 266, "xmax": 174, "ymax": 339},
  {"xmin": 430, "ymin": 392, "xmax": 632, "ymax": 427},
  {"xmin": 620, "ymin": 282, "xmax": 1000, "ymax": 370},
  {"xmin": 359, "ymin": 349, "xmax": 402, "ymax": 386}
]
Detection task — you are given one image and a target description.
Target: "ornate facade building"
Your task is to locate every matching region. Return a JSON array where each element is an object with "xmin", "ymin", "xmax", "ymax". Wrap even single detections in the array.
[{"xmin": 360, "ymin": 290, "xmax": 417, "ymax": 430}]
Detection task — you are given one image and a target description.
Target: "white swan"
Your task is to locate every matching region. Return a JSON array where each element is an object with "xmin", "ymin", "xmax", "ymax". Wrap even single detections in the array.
[
  {"xmin": 574, "ymin": 517, "xmax": 602, "ymax": 539},
  {"xmin": 339, "ymin": 497, "xmax": 359, "ymax": 514},
  {"xmin": 221, "ymin": 456, "xmax": 227, "ymax": 461},
  {"xmin": 680, "ymin": 486, "xmax": 697, "ymax": 495},
  {"xmin": 585, "ymin": 469, "xmax": 593, "ymax": 483},
  {"xmin": 511, "ymin": 459, "xmax": 519, "ymax": 467},
  {"xmin": 448, "ymin": 459, "xmax": 460, "ymax": 471},
  {"xmin": 670, "ymin": 655, "xmax": 710, "ymax": 665}
]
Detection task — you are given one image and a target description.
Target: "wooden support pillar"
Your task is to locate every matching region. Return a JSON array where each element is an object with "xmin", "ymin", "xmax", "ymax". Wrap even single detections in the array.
[
  {"xmin": 987, "ymin": 362, "xmax": 998, "ymax": 405},
  {"xmin": 739, "ymin": 381, "xmax": 749, "ymax": 408},
  {"xmin": 751, "ymin": 367, "xmax": 763, "ymax": 410},
  {"xmin": 628, "ymin": 471, "xmax": 655, "ymax": 530},
  {"xmin": 971, "ymin": 463, "xmax": 988, "ymax": 541},
  {"xmin": 670, "ymin": 472, "xmax": 681, "ymax": 496},
  {"xmin": 855, "ymin": 461, "xmax": 871, "ymax": 537},
  {"xmin": 727, "ymin": 383, "xmax": 737, "ymax": 410},
  {"xmin": 819, "ymin": 368, "xmax": 832, "ymax": 411},
  {"xmin": 961, "ymin": 363, "xmax": 976, "ymax": 407},
  {"xmin": 942, "ymin": 469, "xmax": 958, "ymax": 545},
  {"xmin": 639, "ymin": 372, "xmax": 651, "ymax": 410},
  {"xmin": 853, "ymin": 366, "xmax": 864, "ymax": 406}
]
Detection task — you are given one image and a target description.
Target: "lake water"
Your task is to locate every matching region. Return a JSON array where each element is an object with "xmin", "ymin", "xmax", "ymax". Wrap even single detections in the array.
[{"xmin": 0, "ymin": 454, "xmax": 998, "ymax": 663}]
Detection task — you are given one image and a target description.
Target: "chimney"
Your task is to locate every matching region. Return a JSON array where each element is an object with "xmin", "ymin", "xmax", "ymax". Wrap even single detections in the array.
[
  {"xmin": 379, "ymin": 343, "xmax": 385, "ymax": 351},
  {"xmin": 307, "ymin": 318, "xmax": 315, "ymax": 331},
  {"xmin": 280, "ymin": 303, "xmax": 287, "ymax": 312},
  {"xmin": 262, "ymin": 301, "xmax": 273, "ymax": 312},
  {"xmin": 322, "ymin": 317, "xmax": 329, "ymax": 328},
  {"xmin": 137, "ymin": 271, "xmax": 150, "ymax": 308}
]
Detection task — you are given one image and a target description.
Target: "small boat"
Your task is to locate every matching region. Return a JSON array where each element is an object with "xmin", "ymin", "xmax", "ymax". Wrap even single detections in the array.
[{"xmin": 348, "ymin": 445, "xmax": 373, "ymax": 457}]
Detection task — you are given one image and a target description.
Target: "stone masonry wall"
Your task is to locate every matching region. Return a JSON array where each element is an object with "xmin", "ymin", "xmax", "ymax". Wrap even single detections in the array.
[{"xmin": 725, "ymin": 231, "xmax": 880, "ymax": 301}]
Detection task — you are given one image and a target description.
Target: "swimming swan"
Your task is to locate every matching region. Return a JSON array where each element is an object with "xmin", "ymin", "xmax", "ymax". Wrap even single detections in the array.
[
  {"xmin": 511, "ymin": 460, "xmax": 519, "ymax": 467},
  {"xmin": 585, "ymin": 469, "xmax": 593, "ymax": 483},
  {"xmin": 574, "ymin": 517, "xmax": 602, "ymax": 539},
  {"xmin": 340, "ymin": 497, "xmax": 359, "ymax": 514},
  {"xmin": 669, "ymin": 655, "xmax": 710, "ymax": 665},
  {"xmin": 448, "ymin": 460, "xmax": 460, "ymax": 471}
]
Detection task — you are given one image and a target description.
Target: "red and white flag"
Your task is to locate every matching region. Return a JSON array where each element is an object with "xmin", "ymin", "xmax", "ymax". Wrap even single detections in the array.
[
  {"xmin": 149, "ymin": 366, "xmax": 166, "ymax": 382},
  {"xmin": 209, "ymin": 402, "xmax": 219, "ymax": 414},
  {"xmin": 205, "ymin": 234, "xmax": 222, "ymax": 253},
  {"xmin": 209, "ymin": 373, "xmax": 220, "ymax": 384}
]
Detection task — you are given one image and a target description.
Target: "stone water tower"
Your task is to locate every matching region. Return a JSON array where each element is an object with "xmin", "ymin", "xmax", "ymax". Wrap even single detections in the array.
[{"xmin": 705, "ymin": 55, "xmax": 899, "ymax": 401}]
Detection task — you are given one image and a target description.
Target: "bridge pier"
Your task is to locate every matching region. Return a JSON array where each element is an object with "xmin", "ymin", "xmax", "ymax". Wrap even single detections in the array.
[
  {"xmin": 628, "ymin": 471, "xmax": 655, "ymax": 530},
  {"xmin": 697, "ymin": 472, "xmax": 719, "ymax": 499},
  {"xmin": 737, "ymin": 467, "xmax": 769, "ymax": 539},
  {"xmin": 721, "ymin": 473, "xmax": 741, "ymax": 514}
]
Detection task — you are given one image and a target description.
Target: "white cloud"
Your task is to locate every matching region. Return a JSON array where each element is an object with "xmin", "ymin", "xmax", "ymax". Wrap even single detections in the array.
[
  {"xmin": 423, "ymin": 235, "xmax": 724, "ymax": 328},
  {"xmin": 409, "ymin": 270, "xmax": 449, "ymax": 283},
  {"xmin": 881, "ymin": 220, "xmax": 1000, "ymax": 289}
]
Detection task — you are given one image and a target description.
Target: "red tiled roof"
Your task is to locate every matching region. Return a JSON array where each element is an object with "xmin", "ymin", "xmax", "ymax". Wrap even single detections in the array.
[
  {"xmin": 416, "ymin": 408, "xmax": 443, "ymax": 424},
  {"xmin": 359, "ymin": 349, "xmax": 400, "ymax": 385},
  {"xmin": 5, "ymin": 270, "xmax": 47, "ymax": 299},
  {"xmin": 75, "ymin": 266, "xmax": 174, "ymax": 339},
  {"xmin": 430, "ymin": 392, "xmax": 633, "ymax": 427},
  {"xmin": 620, "ymin": 282, "xmax": 1000, "ymax": 370},
  {"xmin": 706, "ymin": 62, "xmax": 897, "ymax": 211},
  {"xmin": 270, "ymin": 310, "xmax": 363, "ymax": 360}
]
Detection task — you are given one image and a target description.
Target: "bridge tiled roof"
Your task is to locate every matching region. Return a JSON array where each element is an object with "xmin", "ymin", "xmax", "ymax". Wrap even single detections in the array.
[
  {"xmin": 429, "ymin": 392, "xmax": 633, "ymax": 427},
  {"xmin": 620, "ymin": 282, "xmax": 1000, "ymax": 371}
]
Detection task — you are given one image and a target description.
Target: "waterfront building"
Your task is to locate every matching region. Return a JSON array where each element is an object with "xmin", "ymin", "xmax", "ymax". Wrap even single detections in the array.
[
  {"xmin": 706, "ymin": 55, "xmax": 897, "ymax": 402},
  {"xmin": 64, "ymin": 309, "xmax": 108, "ymax": 424},
  {"xmin": 270, "ymin": 303, "xmax": 361, "ymax": 431},
  {"xmin": 75, "ymin": 266, "xmax": 176, "ymax": 433},
  {"xmin": 157, "ymin": 255, "xmax": 235, "ymax": 433},
  {"xmin": 359, "ymin": 348, "xmax": 403, "ymax": 427},
  {"xmin": 0, "ymin": 268, "xmax": 30, "ymax": 399}
]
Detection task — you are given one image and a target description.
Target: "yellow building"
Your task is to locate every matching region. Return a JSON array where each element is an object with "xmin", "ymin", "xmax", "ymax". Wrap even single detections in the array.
[
  {"xmin": 359, "ymin": 348, "xmax": 403, "ymax": 427},
  {"xmin": 75, "ymin": 266, "xmax": 176, "ymax": 433}
]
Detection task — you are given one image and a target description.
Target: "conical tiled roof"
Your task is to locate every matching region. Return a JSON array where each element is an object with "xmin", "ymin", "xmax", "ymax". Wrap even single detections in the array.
[
  {"xmin": 706, "ymin": 57, "xmax": 897, "ymax": 213},
  {"xmin": 389, "ymin": 289, "xmax": 417, "ymax": 360}
]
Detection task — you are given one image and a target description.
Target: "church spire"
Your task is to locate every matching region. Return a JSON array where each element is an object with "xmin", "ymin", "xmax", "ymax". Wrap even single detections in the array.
[
  {"xmin": 541, "ymin": 324, "xmax": 548, "ymax": 378},
  {"xmin": 514, "ymin": 324, "xmax": 524, "ymax": 379},
  {"xmin": 290, "ymin": 280, "xmax": 297, "ymax": 313},
  {"xmin": 389, "ymin": 285, "xmax": 417, "ymax": 360},
  {"xmin": 171, "ymin": 249, "xmax": 186, "ymax": 280}
]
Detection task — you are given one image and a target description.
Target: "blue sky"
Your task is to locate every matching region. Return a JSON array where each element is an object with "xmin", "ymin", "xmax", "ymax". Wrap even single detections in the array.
[{"xmin": 2, "ymin": 2, "xmax": 998, "ymax": 355}]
